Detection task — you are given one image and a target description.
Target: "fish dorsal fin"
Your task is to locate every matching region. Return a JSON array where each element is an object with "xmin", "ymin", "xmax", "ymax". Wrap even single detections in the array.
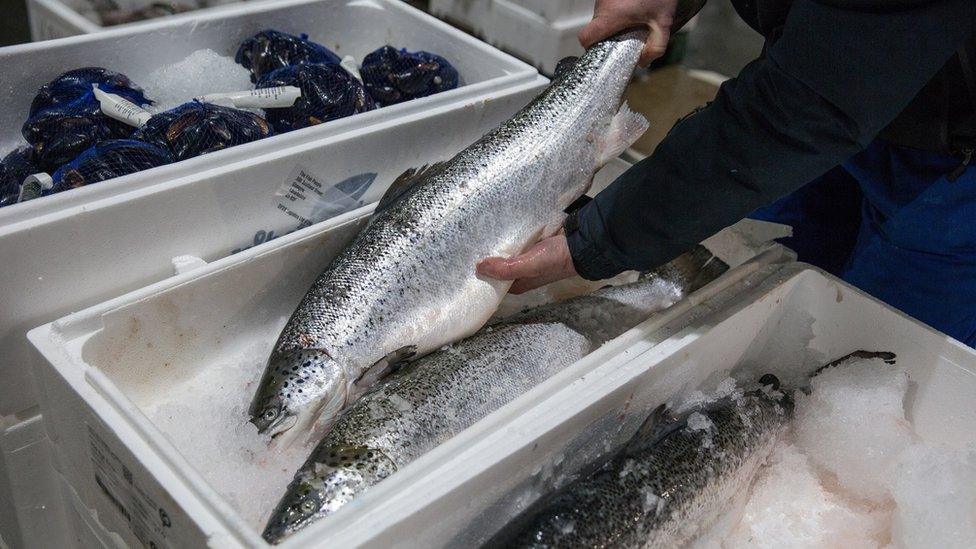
[
  {"xmin": 553, "ymin": 56, "xmax": 579, "ymax": 79},
  {"xmin": 373, "ymin": 161, "xmax": 447, "ymax": 217},
  {"xmin": 627, "ymin": 403, "xmax": 681, "ymax": 451}
]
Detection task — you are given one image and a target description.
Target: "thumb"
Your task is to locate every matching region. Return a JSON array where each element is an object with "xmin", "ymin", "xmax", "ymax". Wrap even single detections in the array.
[
  {"xmin": 579, "ymin": 14, "xmax": 626, "ymax": 48},
  {"xmin": 638, "ymin": 20, "xmax": 671, "ymax": 66},
  {"xmin": 477, "ymin": 255, "xmax": 524, "ymax": 280}
]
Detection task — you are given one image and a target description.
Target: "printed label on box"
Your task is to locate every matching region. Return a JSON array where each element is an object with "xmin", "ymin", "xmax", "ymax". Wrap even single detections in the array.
[
  {"xmin": 89, "ymin": 426, "xmax": 173, "ymax": 549},
  {"xmin": 274, "ymin": 165, "xmax": 376, "ymax": 230},
  {"xmin": 227, "ymin": 167, "xmax": 376, "ymax": 256}
]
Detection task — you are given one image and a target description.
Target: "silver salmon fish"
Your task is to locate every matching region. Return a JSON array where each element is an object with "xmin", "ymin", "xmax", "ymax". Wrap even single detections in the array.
[
  {"xmin": 260, "ymin": 246, "xmax": 728, "ymax": 543},
  {"xmin": 485, "ymin": 378, "xmax": 793, "ymax": 548},
  {"xmin": 249, "ymin": 32, "xmax": 650, "ymax": 446}
]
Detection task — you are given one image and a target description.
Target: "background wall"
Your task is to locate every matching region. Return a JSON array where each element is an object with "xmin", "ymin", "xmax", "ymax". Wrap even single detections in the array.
[{"xmin": 1, "ymin": 0, "xmax": 31, "ymax": 46}]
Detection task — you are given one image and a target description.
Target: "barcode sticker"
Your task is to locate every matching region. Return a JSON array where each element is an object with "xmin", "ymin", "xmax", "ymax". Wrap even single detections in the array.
[
  {"xmin": 199, "ymin": 86, "xmax": 301, "ymax": 109},
  {"xmin": 89, "ymin": 426, "xmax": 173, "ymax": 549}
]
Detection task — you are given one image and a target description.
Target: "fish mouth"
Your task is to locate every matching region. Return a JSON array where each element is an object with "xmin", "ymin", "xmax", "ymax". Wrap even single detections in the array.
[{"xmin": 264, "ymin": 413, "xmax": 299, "ymax": 439}]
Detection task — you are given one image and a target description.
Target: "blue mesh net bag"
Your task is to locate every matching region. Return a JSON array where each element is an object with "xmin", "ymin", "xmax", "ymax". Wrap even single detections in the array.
[
  {"xmin": 360, "ymin": 46, "xmax": 459, "ymax": 106},
  {"xmin": 235, "ymin": 30, "xmax": 342, "ymax": 83},
  {"xmin": 134, "ymin": 101, "xmax": 273, "ymax": 161},
  {"xmin": 0, "ymin": 147, "xmax": 39, "ymax": 208},
  {"xmin": 46, "ymin": 139, "xmax": 173, "ymax": 196},
  {"xmin": 256, "ymin": 64, "xmax": 375, "ymax": 133},
  {"xmin": 22, "ymin": 67, "xmax": 152, "ymax": 171}
]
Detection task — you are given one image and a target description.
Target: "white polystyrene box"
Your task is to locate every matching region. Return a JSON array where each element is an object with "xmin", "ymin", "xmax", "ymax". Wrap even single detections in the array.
[
  {"xmin": 0, "ymin": 415, "xmax": 71, "ymax": 549},
  {"xmin": 0, "ymin": 72, "xmax": 547, "ymax": 419},
  {"xmin": 0, "ymin": 70, "xmax": 546, "ymax": 546},
  {"xmin": 27, "ymin": 0, "xmax": 250, "ymax": 40},
  {"xmin": 508, "ymin": 0, "xmax": 594, "ymax": 23},
  {"xmin": 431, "ymin": 0, "xmax": 590, "ymax": 75},
  {"xmin": 25, "ymin": 160, "xmax": 792, "ymax": 548},
  {"xmin": 2, "ymin": 0, "xmax": 539, "ymax": 223},
  {"xmin": 313, "ymin": 264, "xmax": 976, "ymax": 548}
]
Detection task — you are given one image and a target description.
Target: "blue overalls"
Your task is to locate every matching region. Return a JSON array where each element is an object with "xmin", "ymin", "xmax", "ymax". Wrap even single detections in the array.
[{"xmin": 752, "ymin": 140, "xmax": 976, "ymax": 347}]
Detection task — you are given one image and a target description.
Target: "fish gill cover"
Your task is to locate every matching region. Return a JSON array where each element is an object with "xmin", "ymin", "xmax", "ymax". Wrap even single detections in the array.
[
  {"xmin": 256, "ymin": 64, "xmax": 376, "ymax": 133},
  {"xmin": 22, "ymin": 68, "xmax": 152, "ymax": 171},
  {"xmin": 135, "ymin": 101, "xmax": 273, "ymax": 161},
  {"xmin": 360, "ymin": 46, "xmax": 460, "ymax": 106},
  {"xmin": 0, "ymin": 146, "xmax": 39, "ymax": 208},
  {"xmin": 47, "ymin": 139, "xmax": 173, "ymax": 196},
  {"xmin": 235, "ymin": 30, "xmax": 343, "ymax": 83}
]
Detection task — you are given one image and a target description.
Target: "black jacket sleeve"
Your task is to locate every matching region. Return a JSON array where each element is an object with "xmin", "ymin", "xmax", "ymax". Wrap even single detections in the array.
[{"xmin": 567, "ymin": 0, "xmax": 976, "ymax": 280}]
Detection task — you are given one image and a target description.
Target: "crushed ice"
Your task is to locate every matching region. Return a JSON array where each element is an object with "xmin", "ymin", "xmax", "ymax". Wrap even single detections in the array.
[
  {"xmin": 142, "ymin": 49, "xmax": 255, "ymax": 112},
  {"xmin": 699, "ymin": 357, "xmax": 976, "ymax": 548},
  {"xmin": 687, "ymin": 412, "xmax": 716, "ymax": 449},
  {"xmin": 144, "ymin": 343, "xmax": 315, "ymax": 530}
]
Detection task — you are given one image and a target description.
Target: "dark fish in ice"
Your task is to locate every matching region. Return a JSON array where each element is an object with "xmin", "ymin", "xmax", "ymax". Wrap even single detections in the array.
[{"xmin": 486, "ymin": 376, "xmax": 793, "ymax": 548}]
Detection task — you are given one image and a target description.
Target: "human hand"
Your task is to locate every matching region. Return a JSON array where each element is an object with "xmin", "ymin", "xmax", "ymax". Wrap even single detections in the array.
[
  {"xmin": 477, "ymin": 233, "xmax": 578, "ymax": 294},
  {"xmin": 580, "ymin": 0, "xmax": 698, "ymax": 66}
]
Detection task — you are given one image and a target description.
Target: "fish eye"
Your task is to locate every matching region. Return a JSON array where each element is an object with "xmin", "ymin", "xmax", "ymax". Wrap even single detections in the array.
[
  {"xmin": 302, "ymin": 501, "xmax": 316, "ymax": 512},
  {"xmin": 264, "ymin": 408, "xmax": 279, "ymax": 421}
]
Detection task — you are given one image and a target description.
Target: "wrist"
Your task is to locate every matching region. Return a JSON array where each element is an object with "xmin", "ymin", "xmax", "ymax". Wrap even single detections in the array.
[{"xmin": 564, "ymin": 215, "xmax": 625, "ymax": 281}]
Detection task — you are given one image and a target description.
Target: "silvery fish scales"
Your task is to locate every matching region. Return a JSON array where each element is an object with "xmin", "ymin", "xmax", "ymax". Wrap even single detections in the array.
[
  {"xmin": 250, "ymin": 32, "xmax": 650, "ymax": 446},
  {"xmin": 261, "ymin": 247, "xmax": 727, "ymax": 543}
]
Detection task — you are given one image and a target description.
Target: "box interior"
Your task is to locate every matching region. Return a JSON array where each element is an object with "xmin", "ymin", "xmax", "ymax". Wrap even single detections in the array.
[{"xmin": 319, "ymin": 267, "xmax": 976, "ymax": 548}]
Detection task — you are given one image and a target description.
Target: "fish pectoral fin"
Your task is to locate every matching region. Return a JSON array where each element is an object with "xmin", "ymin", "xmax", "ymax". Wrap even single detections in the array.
[
  {"xmin": 354, "ymin": 345, "xmax": 418, "ymax": 388},
  {"xmin": 596, "ymin": 101, "xmax": 649, "ymax": 166},
  {"xmin": 628, "ymin": 403, "xmax": 679, "ymax": 451},
  {"xmin": 553, "ymin": 56, "xmax": 579, "ymax": 79},
  {"xmin": 372, "ymin": 162, "xmax": 449, "ymax": 217}
]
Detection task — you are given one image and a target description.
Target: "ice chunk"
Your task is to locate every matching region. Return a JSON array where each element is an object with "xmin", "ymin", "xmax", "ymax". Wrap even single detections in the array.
[
  {"xmin": 687, "ymin": 412, "xmax": 715, "ymax": 449},
  {"xmin": 642, "ymin": 489, "xmax": 665, "ymax": 516},
  {"xmin": 677, "ymin": 376, "xmax": 744, "ymax": 413},
  {"xmin": 888, "ymin": 444, "xmax": 976, "ymax": 549},
  {"xmin": 794, "ymin": 358, "xmax": 913, "ymax": 502},
  {"xmin": 724, "ymin": 443, "xmax": 891, "ymax": 548},
  {"xmin": 143, "ymin": 49, "xmax": 254, "ymax": 112}
]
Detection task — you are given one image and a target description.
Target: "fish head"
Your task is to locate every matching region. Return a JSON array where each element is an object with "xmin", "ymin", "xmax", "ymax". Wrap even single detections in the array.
[
  {"xmin": 249, "ymin": 349, "xmax": 349, "ymax": 447},
  {"xmin": 263, "ymin": 445, "xmax": 397, "ymax": 543}
]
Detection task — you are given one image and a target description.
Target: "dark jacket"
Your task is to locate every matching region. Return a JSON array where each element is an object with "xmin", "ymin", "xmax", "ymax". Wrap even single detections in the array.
[{"xmin": 567, "ymin": 0, "xmax": 976, "ymax": 280}]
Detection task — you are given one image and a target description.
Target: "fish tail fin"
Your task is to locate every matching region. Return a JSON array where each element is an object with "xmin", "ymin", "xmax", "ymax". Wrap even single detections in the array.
[
  {"xmin": 627, "ymin": 403, "xmax": 681, "ymax": 451},
  {"xmin": 640, "ymin": 245, "xmax": 729, "ymax": 292},
  {"xmin": 596, "ymin": 100, "xmax": 649, "ymax": 166},
  {"xmin": 689, "ymin": 255, "xmax": 730, "ymax": 293}
]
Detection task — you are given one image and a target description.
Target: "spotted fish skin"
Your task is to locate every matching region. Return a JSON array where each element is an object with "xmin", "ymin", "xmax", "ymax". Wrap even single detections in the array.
[
  {"xmin": 249, "ymin": 32, "xmax": 649, "ymax": 446},
  {"xmin": 486, "ymin": 386, "xmax": 793, "ymax": 549},
  {"xmin": 261, "ymin": 248, "xmax": 727, "ymax": 543}
]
